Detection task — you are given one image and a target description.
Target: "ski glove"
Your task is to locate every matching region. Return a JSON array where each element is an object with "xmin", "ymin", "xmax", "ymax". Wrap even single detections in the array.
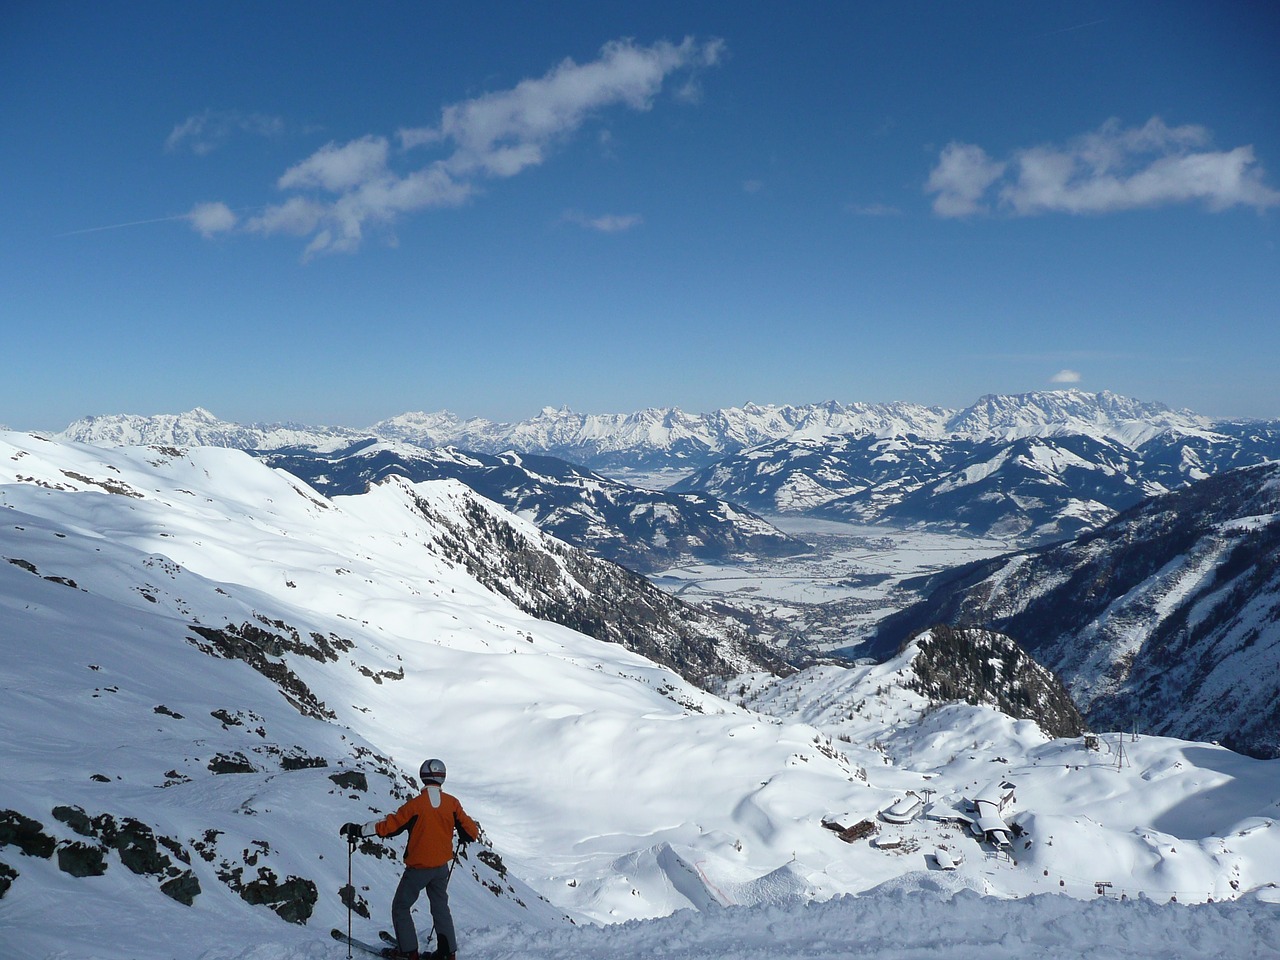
[{"xmin": 340, "ymin": 822, "xmax": 365, "ymax": 840}]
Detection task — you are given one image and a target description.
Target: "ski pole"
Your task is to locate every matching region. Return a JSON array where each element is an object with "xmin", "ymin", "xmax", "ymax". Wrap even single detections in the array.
[{"xmin": 346, "ymin": 837, "xmax": 354, "ymax": 960}]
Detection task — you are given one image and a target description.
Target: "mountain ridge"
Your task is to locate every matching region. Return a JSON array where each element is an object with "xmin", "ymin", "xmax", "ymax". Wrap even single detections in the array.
[
  {"xmin": 862, "ymin": 459, "xmax": 1280, "ymax": 758},
  {"xmin": 258, "ymin": 441, "xmax": 808, "ymax": 574},
  {"xmin": 57, "ymin": 390, "xmax": 1229, "ymax": 473}
]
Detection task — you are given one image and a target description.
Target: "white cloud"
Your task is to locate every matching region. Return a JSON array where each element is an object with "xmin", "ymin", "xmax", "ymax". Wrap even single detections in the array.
[
  {"xmin": 187, "ymin": 201, "xmax": 237, "ymax": 237},
  {"xmin": 1051, "ymin": 369, "xmax": 1083, "ymax": 384},
  {"xmin": 277, "ymin": 136, "xmax": 390, "ymax": 192},
  {"xmin": 244, "ymin": 197, "xmax": 328, "ymax": 237},
  {"xmin": 209, "ymin": 37, "xmax": 721, "ymax": 256},
  {"xmin": 166, "ymin": 110, "xmax": 284, "ymax": 155},
  {"xmin": 257, "ymin": 165, "xmax": 472, "ymax": 258},
  {"xmin": 404, "ymin": 37, "xmax": 722, "ymax": 179},
  {"xmin": 925, "ymin": 142, "xmax": 1006, "ymax": 217},
  {"xmin": 927, "ymin": 117, "xmax": 1280, "ymax": 217}
]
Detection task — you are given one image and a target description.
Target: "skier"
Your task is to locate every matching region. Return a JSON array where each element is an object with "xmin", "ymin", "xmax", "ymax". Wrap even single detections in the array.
[{"xmin": 342, "ymin": 758, "xmax": 479, "ymax": 960}]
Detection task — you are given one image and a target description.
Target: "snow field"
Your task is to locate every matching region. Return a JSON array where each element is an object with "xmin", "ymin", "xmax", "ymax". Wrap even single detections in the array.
[{"xmin": 189, "ymin": 887, "xmax": 1280, "ymax": 960}]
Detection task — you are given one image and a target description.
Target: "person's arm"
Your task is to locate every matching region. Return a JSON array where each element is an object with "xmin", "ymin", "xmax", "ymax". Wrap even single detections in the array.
[
  {"xmin": 341, "ymin": 797, "xmax": 416, "ymax": 840},
  {"xmin": 453, "ymin": 801, "xmax": 479, "ymax": 843},
  {"xmin": 374, "ymin": 797, "xmax": 419, "ymax": 838}
]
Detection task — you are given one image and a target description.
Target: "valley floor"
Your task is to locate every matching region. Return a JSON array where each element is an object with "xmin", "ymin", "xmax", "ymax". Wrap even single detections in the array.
[{"xmin": 652, "ymin": 517, "xmax": 1012, "ymax": 653}]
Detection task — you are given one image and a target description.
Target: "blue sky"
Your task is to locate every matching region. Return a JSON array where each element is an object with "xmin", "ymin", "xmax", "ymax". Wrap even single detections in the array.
[{"xmin": 4, "ymin": 1, "xmax": 1278, "ymax": 431}]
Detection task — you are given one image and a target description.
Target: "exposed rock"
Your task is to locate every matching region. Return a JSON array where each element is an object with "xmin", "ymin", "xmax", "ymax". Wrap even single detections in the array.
[
  {"xmin": 208, "ymin": 752, "xmax": 255, "ymax": 775},
  {"xmin": 187, "ymin": 622, "xmax": 337, "ymax": 720},
  {"xmin": 280, "ymin": 753, "xmax": 327, "ymax": 771},
  {"xmin": 52, "ymin": 805, "xmax": 95, "ymax": 837},
  {"xmin": 0, "ymin": 810, "xmax": 56, "ymax": 859},
  {"xmin": 160, "ymin": 870, "xmax": 201, "ymax": 905},
  {"xmin": 51, "ymin": 806, "xmax": 196, "ymax": 899},
  {"xmin": 57, "ymin": 841, "xmax": 108, "ymax": 877},
  {"xmin": 238, "ymin": 868, "xmax": 318, "ymax": 924},
  {"xmin": 339, "ymin": 882, "xmax": 370, "ymax": 918},
  {"xmin": 114, "ymin": 818, "xmax": 172, "ymax": 876},
  {"xmin": 476, "ymin": 848, "xmax": 508, "ymax": 878},
  {"xmin": 328, "ymin": 770, "xmax": 368, "ymax": 793},
  {"xmin": 903, "ymin": 626, "xmax": 1085, "ymax": 739},
  {"xmin": 408, "ymin": 481, "xmax": 786, "ymax": 685},
  {"xmin": 193, "ymin": 829, "xmax": 222, "ymax": 863}
]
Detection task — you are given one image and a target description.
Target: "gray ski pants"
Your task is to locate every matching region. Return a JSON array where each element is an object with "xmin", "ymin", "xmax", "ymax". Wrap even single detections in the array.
[{"xmin": 391, "ymin": 864, "xmax": 455, "ymax": 955}]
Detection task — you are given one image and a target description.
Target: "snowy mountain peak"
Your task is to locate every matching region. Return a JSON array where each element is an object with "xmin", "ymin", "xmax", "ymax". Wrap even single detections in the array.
[
  {"xmin": 59, "ymin": 408, "xmax": 370, "ymax": 452},
  {"xmin": 946, "ymin": 389, "xmax": 1211, "ymax": 442}
]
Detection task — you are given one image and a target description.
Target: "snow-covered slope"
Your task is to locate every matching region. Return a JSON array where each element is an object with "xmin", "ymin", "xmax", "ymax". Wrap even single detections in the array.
[
  {"xmin": 259, "ymin": 441, "xmax": 807, "ymax": 574},
  {"xmin": 723, "ymin": 638, "xmax": 1280, "ymax": 908},
  {"xmin": 867, "ymin": 460, "xmax": 1280, "ymax": 758},
  {"xmin": 4, "ymin": 433, "xmax": 1279, "ymax": 959},
  {"xmin": 672, "ymin": 433, "xmax": 1157, "ymax": 541}
]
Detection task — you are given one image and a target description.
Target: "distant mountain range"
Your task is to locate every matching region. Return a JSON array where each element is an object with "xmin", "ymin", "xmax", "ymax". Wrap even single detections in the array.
[
  {"xmin": 54, "ymin": 390, "xmax": 1280, "ymax": 549},
  {"xmin": 863, "ymin": 460, "xmax": 1280, "ymax": 759},
  {"xmin": 58, "ymin": 389, "xmax": 1232, "ymax": 473}
]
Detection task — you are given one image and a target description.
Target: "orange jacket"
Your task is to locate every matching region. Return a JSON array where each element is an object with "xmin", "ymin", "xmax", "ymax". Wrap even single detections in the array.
[{"xmin": 375, "ymin": 787, "xmax": 478, "ymax": 869}]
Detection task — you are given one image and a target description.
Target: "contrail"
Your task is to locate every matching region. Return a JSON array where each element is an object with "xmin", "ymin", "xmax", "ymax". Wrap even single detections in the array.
[{"xmin": 54, "ymin": 213, "xmax": 194, "ymax": 238}]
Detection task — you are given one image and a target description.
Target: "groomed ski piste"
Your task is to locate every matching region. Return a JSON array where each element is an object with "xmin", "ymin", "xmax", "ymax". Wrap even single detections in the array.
[{"xmin": 1, "ymin": 433, "xmax": 1278, "ymax": 958}]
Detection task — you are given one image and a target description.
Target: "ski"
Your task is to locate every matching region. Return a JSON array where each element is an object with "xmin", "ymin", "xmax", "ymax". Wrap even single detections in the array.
[
  {"xmin": 380, "ymin": 928, "xmax": 437, "ymax": 952},
  {"xmin": 331, "ymin": 928, "xmax": 389, "ymax": 957}
]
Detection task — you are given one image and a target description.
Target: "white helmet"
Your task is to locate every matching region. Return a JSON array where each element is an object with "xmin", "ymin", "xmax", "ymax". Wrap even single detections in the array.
[{"xmin": 420, "ymin": 758, "xmax": 446, "ymax": 786}]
